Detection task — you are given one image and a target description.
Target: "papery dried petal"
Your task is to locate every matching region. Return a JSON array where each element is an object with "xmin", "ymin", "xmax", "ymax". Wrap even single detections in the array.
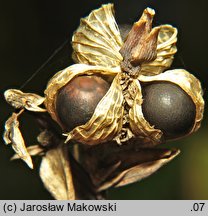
[
  {"xmin": 72, "ymin": 4, "xmax": 123, "ymax": 67},
  {"xmin": 65, "ymin": 74, "xmax": 124, "ymax": 145},
  {"xmin": 44, "ymin": 64, "xmax": 121, "ymax": 127},
  {"xmin": 129, "ymin": 79, "xmax": 163, "ymax": 145},
  {"xmin": 4, "ymin": 89, "xmax": 46, "ymax": 112},
  {"xmin": 138, "ymin": 69, "xmax": 204, "ymax": 134},
  {"xmin": 3, "ymin": 111, "xmax": 33, "ymax": 169},
  {"xmin": 40, "ymin": 145, "xmax": 75, "ymax": 200},
  {"xmin": 141, "ymin": 25, "xmax": 177, "ymax": 75}
]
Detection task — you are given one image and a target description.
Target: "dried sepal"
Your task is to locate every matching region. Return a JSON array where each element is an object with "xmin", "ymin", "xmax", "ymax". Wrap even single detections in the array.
[
  {"xmin": 40, "ymin": 145, "xmax": 75, "ymax": 200},
  {"xmin": 138, "ymin": 69, "xmax": 204, "ymax": 134},
  {"xmin": 44, "ymin": 64, "xmax": 121, "ymax": 127},
  {"xmin": 65, "ymin": 74, "xmax": 124, "ymax": 145},
  {"xmin": 120, "ymin": 8, "xmax": 159, "ymax": 70},
  {"xmin": 113, "ymin": 148, "xmax": 180, "ymax": 187},
  {"xmin": 129, "ymin": 79, "xmax": 163, "ymax": 145},
  {"xmin": 141, "ymin": 25, "xmax": 177, "ymax": 76},
  {"xmin": 4, "ymin": 89, "xmax": 46, "ymax": 112},
  {"xmin": 3, "ymin": 110, "xmax": 33, "ymax": 169},
  {"xmin": 11, "ymin": 145, "xmax": 44, "ymax": 160},
  {"xmin": 72, "ymin": 3, "xmax": 123, "ymax": 67}
]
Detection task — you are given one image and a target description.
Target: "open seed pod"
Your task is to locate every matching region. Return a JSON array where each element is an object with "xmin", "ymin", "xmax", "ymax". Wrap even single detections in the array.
[
  {"xmin": 129, "ymin": 70, "xmax": 204, "ymax": 146},
  {"xmin": 138, "ymin": 69, "xmax": 204, "ymax": 135},
  {"xmin": 44, "ymin": 4, "xmax": 204, "ymax": 146},
  {"xmin": 44, "ymin": 65, "xmax": 124, "ymax": 145}
]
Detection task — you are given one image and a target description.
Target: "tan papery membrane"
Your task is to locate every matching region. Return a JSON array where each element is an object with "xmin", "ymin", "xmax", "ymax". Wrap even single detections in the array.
[
  {"xmin": 129, "ymin": 79, "xmax": 163, "ymax": 145},
  {"xmin": 72, "ymin": 4, "xmax": 123, "ymax": 67}
]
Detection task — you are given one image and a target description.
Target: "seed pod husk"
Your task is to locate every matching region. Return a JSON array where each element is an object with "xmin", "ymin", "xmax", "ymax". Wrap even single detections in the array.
[
  {"xmin": 72, "ymin": 3, "xmax": 123, "ymax": 67},
  {"xmin": 44, "ymin": 4, "xmax": 204, "ymax": 146}
]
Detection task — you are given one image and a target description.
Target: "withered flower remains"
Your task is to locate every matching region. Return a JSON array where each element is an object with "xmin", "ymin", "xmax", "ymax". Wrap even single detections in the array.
[{"xmin": 3, "ymin": 4, "xmax": 204, "ymax": 199}]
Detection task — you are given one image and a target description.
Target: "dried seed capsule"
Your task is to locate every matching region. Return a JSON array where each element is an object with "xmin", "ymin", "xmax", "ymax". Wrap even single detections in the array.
[
  {"xmin": 56, "ymin": 75, "xmax": 110, "ymax": 131},
  {"xmin": 142, "ymin": 82, "xmax": 196, "ymax": 140},
  {"xmin": 43, "ymin": 5, "xmax": 204, "ymax": 146}
]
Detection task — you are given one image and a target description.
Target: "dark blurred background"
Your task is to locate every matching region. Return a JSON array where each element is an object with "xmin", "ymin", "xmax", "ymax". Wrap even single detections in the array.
[{"xmin": 0, "ymin": 0, "xmax": 208, "ymax": 199}]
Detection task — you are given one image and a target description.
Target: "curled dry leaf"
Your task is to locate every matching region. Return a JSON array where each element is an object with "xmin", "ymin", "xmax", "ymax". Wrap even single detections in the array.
[
  {"xmin": 4, "ymin": 89, "xmax": 46, "ymax": 112},
  {"xmin": 40, "ymin": 145, "xmax": 75, "ymax": 200},
  {"xmin": 3, "ymin": 110, "xmax": 33, "ymax": 169},
  {"xmin": 113, "ymin": 148, "xmax": 180, "ymax": 188},
  {"xmin": 77, "ymin": 141, "xmax": 180, "ymax": 192}
]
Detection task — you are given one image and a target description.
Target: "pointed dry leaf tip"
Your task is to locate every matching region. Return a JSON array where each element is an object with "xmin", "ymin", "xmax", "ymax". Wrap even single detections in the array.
[
  {"xmin": 114, "ymin": 148, "xmax": 180, "ymax": 187},
  {"xmin": 4, "ymin": 89, "xmax": 46, "ymax": 112},
  {"xmin": 40, "ymin": 146, "xmax": 75, "ymax": 200},
  {"xmin": 95, "ymin": 146, "xmax": 180, "ymax": 191},
  {"xmin": 120, "ymin": 7, "xmax": 159, "ymax": 76},
  {"xmin": 3, "ymin": 110, "xmax": 33, "ymax": 169}
]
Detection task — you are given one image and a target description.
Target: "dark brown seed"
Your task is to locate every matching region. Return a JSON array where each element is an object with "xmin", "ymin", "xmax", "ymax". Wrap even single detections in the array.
[
  {"xmin": 56, "ymin": 75, "xmax": 110, "ymax": 131},
  {"xmin": 142, "ymin": 82, "xmax": 196, "ymax": 140}
]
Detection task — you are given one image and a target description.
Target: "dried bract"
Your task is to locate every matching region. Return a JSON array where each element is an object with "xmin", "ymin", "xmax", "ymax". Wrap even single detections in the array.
[
  {"xmin": 3, "ymin": 110, "xmax": 33, "ymax": 169},
  {"xmin": 40, "ymin": 145, "xmax": 75, "ymax": 200},
  {"xmin": 4, "ymin": 89, "xmax": 46, "ymax": 112}
]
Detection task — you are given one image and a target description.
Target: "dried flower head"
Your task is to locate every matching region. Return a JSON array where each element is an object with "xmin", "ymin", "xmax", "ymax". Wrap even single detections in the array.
[{"xmin": 3, "ymin": 4, "xmax": 204, "ymax": 200}]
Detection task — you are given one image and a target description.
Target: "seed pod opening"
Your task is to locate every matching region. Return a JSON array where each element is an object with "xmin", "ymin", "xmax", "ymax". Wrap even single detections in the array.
[
  {"xmin": 141, "ymin": 81, "xmax": 196, "ymax": 140},
  {"xmin": 56, "ymin": 75, "xmax": 110, "ymax": 131},
  {"xmin": 138, "ymin": 69, "xmax": 204, "ymax": 139},
  {"xmin": 44, "ymin": 64, "xmax": 123, "ymax": 145},
  {"xmin": 128, "ymin": 79, "xmax": 163, "ymax": 146}
]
